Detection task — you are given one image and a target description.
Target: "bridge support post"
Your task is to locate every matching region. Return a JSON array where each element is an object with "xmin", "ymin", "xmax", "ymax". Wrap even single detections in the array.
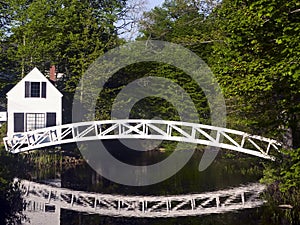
[
  {"xmin": 166, "ymin": 200, "xmax": 169, "ymax": 212},
  {"xmin": 191, "ymin": 199, "xmax": 195, "ymax": 210},
  {"xmin": 216, "ymin": 196, "xmax": 220, "ymax": 208},
  {"xmin": 70, "ymin": 194, "xmax": 74, "ymax": 206},
  {"xmin": 48, "ymin": 190, "xmax": 51, "ymax": 203},
  {"xmin": 118, "ymin": 200, "xmax": 121, "ymax": 211},
  {"xmin": 241, "ymin": 192, "xmax": 245, "ymax": 205},
  {"xmin": 94, "ymin": 198, "xmax": 97, "ymax": 210},
  {"xmin": 142, "ymin": 200, "xmax": 145, "ymax": 213}
]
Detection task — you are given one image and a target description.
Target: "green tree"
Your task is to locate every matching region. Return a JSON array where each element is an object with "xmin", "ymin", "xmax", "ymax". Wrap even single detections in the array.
[
  {"xmin": 132, "ymin": 0, "xmax": 223, "ymax": 124},
  {"xmin": 212, "ymin": 0, "xmax": 300, "ymax": 147},
  {"xmin": 1, "ymin": 0, "xmax": 126, "ymax": 89},
  {"xmin": 140, "ymin": 0, "xmax": 221, "ymax": 60}
]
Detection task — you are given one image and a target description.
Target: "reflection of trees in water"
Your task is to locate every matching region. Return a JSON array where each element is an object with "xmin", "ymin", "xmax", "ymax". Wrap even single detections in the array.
[{"xmin": 0, "ymin": 151, "xmax": 25, "ymax": 224}]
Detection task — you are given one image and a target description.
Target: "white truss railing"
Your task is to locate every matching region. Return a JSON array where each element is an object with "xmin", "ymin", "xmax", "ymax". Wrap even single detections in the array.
[
  {"xmin": 3, "ymin": 120, "xmax": 280, "ymax": 159},
  {"xmin": 19, "ymin": 179, "xmax": 266, "ymax": 217}
]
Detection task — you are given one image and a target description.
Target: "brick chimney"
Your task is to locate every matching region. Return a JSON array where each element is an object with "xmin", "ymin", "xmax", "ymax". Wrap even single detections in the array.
[{"xmin": 49, "ymin": 65, "xmax": 56, "ymax": 82}]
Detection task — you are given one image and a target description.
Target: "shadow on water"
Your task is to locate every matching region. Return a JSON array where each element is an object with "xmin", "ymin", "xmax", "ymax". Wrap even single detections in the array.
[
  {"xmin": 61, "ymin": 207, "xmax": 268, "ymax": 225},
  {"xmin": 59, "ymin": 139, "xmax": 264, "ymax": 196}
]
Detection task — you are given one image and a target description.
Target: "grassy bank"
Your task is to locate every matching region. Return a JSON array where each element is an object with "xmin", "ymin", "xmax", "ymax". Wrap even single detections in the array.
[{"xmin": 261, "ymin": 148, "xmax": 300, "ymax": 224}]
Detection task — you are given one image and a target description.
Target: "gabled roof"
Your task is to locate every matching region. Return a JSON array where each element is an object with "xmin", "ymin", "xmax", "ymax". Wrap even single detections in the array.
[{"xmin": 7, "ymin": 67, "xmax": 63, "ymax": 98}]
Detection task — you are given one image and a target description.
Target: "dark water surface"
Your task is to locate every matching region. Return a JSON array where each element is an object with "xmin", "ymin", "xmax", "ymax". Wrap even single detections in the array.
[{"xmin": 19, "ymin": 142, "xmax": 273, "ymax": 225}]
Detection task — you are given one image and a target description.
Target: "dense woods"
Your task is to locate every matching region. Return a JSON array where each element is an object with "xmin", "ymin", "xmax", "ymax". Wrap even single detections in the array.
[{"xmin": 0, "ymin": 0, "xmax": 299, "ymax": 223}]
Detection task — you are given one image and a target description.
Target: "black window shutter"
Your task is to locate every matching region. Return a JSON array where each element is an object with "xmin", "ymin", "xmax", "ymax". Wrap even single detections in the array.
[
  {"xmin": 25, "ymin": 82, "xmax": 30, "ymax": 97},
  {"xmin": 46, "ymin": 113, "xmax": 56, "ymax": 127},
  {"xmin": 41, "ymin": 82, "xmax": 46, "ymax": 98},
  {"xmin": 14, "ymin": 113, "xmax": 24, "ymax": 132}
]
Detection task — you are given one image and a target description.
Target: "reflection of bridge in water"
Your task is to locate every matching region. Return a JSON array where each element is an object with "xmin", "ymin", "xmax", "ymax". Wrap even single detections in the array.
[
  {"xmin": 20, "ymin": 179, "xmax": 266, "ymax": 219},
  {"xmin": 4, "ymin": 119, "xmax": 280, "ymax": 160}
]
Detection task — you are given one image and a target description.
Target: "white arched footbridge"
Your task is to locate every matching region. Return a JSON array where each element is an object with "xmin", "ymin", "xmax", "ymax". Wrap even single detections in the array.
[
  {"xmin": 20, "ymin": 179, "xmax": 266, "ymax": 218},
  {"xmin": 4, "ymin": 120, "xmax": 280, "ymax": 159}
]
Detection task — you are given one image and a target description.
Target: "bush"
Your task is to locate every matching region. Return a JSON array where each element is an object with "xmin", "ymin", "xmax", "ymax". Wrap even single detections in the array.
[
  {"xmin": 261, "ymin": 148, "xmax": 300, "ymax": 224},
  {"xmin": 0, "ymin": 123, "xmax": 7, "ymax": 150}
]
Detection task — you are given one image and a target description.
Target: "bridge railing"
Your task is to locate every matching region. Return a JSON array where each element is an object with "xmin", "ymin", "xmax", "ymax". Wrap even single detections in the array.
[{"xmin": 3, "ymin": 119, "xmax": 280, "ymax": 159}]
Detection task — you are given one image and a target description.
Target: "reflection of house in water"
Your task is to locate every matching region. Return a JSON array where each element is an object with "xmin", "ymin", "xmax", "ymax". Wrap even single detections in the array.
[
  {"xmin": 23, "ymin": 179, "xmax": 61, "ymax": 225},
  {"xmin": 6, "ymin": 68, "xmax": 63, "ymax": 139}
]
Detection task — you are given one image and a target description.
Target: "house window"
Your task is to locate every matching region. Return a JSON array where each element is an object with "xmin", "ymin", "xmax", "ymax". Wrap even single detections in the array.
[
  {"xmin": 46, "ymin": 113, "xmax": 56, "ymax": 127},
  {"xmin": 30, "ymin": 82, "xmax": 40, "ymax": 97},
  {"xmin": 26, "ymin": 113, "xmax": 45, "ymax": 131},
  {"xmin": 13, "ymin": 112, "xmax": 56, "ymax": 133},
  {"xmin": 25, "ymin": 81, "xmax": 46, "ymax": 98}
]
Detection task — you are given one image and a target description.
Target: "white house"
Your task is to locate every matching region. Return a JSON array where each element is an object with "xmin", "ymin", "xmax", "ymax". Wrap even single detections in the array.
[{"xmin": 6, "ymin": 67, "xmax": 63, "ymax": 138}]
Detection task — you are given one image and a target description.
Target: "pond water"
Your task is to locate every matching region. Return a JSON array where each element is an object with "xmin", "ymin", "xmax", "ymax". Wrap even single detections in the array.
[{"xmin": 17, "ymin": 140, "xmax": 273, "ymax": 225}]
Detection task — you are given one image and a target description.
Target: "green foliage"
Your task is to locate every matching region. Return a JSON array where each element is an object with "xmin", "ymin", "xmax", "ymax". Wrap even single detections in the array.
[
  {"xmin": 135, "ymin": 1, "xmax": 218, "ymax": 126},
  {"xmin": 139, "ymin": 0, "xmax": 219, "ymax": 60},
  {"xmin": 0, "ymin": 123, "xmax": 7, "ymax": 151},
  {"xmin": 141, "ymin": 0, "xmax": 205, "ymax": 41},
  {"xmin": 0, "ymin": 150, "xmax": 24, "ymax": 224},
  {"xmin": 261, "ymin": 148, "xmax": 300, "ymax": 192},
  {"xmin": 279, "ymin": 151, "xmax": 300, "ymax": 192},
  {"xmin": 261, "ymin": 185, "xmax": 300, "ymax": 225},
  {"xmin": 260, "ymin": 149, "xmax": 300, "ymax": 224},
  {"xmin": 139, "ymin": 0, "xmax": 300, "ymax": 145},
  {"xmin": 1, "ymin": 0, "xmax": 125, "ymax": 92},
  {"xmin": 0, "ymin": 123, "xmax": 7, "ymax": 141},
  {"xmin": 211, "ymin": 0, "xmax": 300, "ymax": 145}
]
